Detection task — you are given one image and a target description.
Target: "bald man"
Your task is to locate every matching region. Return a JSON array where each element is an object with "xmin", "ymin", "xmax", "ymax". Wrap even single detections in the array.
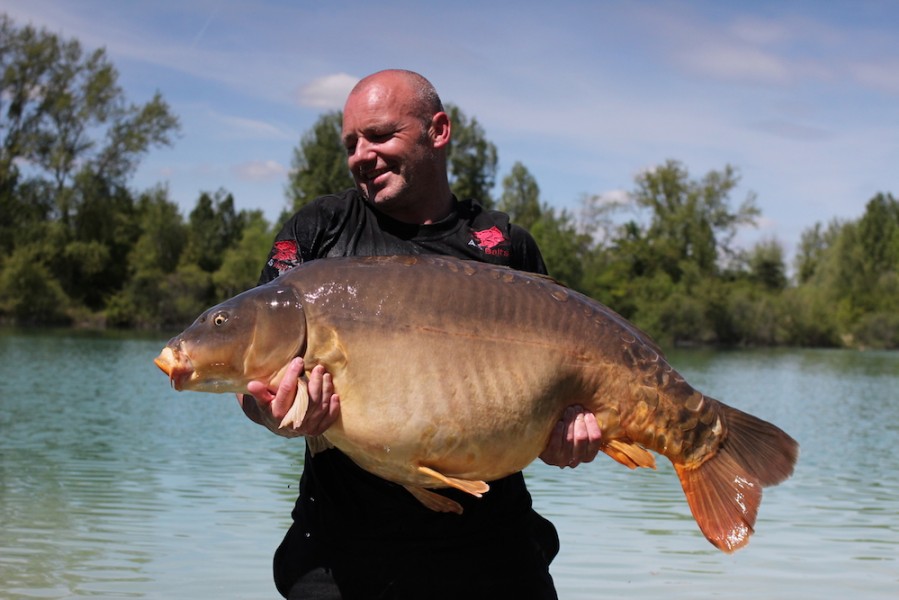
[{"xmin": 241, "ymin": 70, "xmax": 602, "ymax": 599}]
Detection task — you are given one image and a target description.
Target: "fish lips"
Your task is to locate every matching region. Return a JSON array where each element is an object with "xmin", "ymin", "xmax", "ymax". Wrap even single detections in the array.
[{"xmin": 154, "ymin": 346, "xmax": 194, "ymax": 391}]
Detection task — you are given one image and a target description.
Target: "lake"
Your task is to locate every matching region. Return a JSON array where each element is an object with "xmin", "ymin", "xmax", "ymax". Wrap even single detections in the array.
[{"xmin": 1, "ymin": 330, "xmax": 896, "ymax": 599}]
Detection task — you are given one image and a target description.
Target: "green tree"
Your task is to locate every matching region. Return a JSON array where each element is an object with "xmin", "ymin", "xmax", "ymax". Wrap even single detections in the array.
[
  {"xmin": 129, "ymin": 186, "xmax": 186, "ymax": 275},
  {"xmin": 498, "ymin": 161, "xmax": 541, "ymax": 230},
  {"xmin": 0, "ymin": 15, "xmax": 179, "ymax": 223},
  {"xmin": 795, "ymin": 222, "xmax": 831, "ymax": 285},
  {"xmin": 529, "ymin": 206, "xmax": 591, "ymax": 291},
  {"xmin": 181, "ymin": 189, "xmax": 245, "ymax": 273},
  {"xmin": 286, "ymin": 111, "xmax": 354, "ymax": 212},
  {"xmin": 0, "ymin": 15, "xmax": 179, "ymax": 324},
  {"xmin": 631, "ymin": 160, "xmax": 759, "ymax": 282},
  {"xmin": 747, "ymin": 238, "xmax": 788, "ymax": 291},
  {"xmin": 446, "ymin": 104, "xmax": 497, "ymax": 207},
  {"xmin": 0, "ymin": 234, "xmax": 70, "ymax": 324},
  {"xmin": 589, "ymin": 161, "xmax": 763, "ymax": 346},
  {"xmin": 857, "ymin": 192, "xmax": 899, "ymax": 280},
  {"xmin": 213, "ymin": 210, "xmax": 272, "ymax": 299},
  {"xmin": 106, "ymin": 187, "xmax": 185, "ymax": 327}
]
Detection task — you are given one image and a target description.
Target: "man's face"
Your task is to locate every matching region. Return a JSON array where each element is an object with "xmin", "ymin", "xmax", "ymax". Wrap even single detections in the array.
[{"xmin": 341, "ymin": 81, "xmax": 439, "ymax": 217}]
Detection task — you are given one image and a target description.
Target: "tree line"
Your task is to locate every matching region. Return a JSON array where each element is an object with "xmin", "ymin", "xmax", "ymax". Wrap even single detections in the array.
[{"xmin": 1, "ymin": 15, "xmax": 897, "ymax": 348}]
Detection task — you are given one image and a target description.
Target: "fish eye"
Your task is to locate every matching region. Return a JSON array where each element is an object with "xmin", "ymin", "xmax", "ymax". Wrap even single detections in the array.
[{"xmin": 213, "ymin": 312, "xmax": 228, "ymax": 326}]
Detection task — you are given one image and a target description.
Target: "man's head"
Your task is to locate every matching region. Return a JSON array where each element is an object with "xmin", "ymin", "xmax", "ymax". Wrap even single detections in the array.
[{"xmin": 342, "ymin": 70, "xmax": 452, "ymax": 224}]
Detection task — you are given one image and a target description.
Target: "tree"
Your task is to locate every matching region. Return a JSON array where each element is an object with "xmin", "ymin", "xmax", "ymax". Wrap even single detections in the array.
[
  {"xmin": 0, "ymin": 15, "xmax": 179, "ymax": 324},
  {"xmin": 286, "ymin": 111, "xmax": 354, "ymax": 212},
  {"xmin": 446, "ymin": 104, "xmax": 497, "ymax": 207},
  {"xmin": 213, "ymin": 210, "xmax": 272, "ymax": 299},
  {"xmin": 529, "ymin": 206, "xmax": 591, "ymax": 291},
  {"xmin": 857, "ymin": 192, "xmax": 899, "ymax": 278},
  {"xmin": 498, "ymin": 161, "xmax": 541, "ymax": 230},
  {"xmin": 747, "ymin": 238, "xmax": 788, "ymax": 291},
  {"xmin": 181, "ymin": 189, "xmax": 245, "ymax": 273},
  {"xmin": 128, "ymin": 186, "xmax": 186, "ymax": 275},
  {"xmin": 630, "ymin": 160, "xmax": 759, "ymax": 282},
  {"xmin": 0, "ymin": 15, "xmax": 179, "ymax": 223}
]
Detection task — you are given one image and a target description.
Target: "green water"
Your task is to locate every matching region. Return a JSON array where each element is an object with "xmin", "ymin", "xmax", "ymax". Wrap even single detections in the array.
[{"xmin": 1, "ymin": 330, "xmax": 896, "ymax": 599}]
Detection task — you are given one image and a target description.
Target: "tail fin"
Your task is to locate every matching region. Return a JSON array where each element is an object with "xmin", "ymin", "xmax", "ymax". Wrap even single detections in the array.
[{"xmin": 674, "ymin": 404, "xmax": 798, "ymax": 553}]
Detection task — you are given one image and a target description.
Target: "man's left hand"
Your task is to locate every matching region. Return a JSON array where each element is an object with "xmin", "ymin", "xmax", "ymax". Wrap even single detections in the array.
[{"xmin": 539, "ymin": 405, "xmax": 602, "ymax": 468}]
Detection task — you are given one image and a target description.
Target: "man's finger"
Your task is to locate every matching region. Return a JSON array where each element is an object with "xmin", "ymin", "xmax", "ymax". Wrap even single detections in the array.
[{"xmin": 271, "ymin": 358, "xmax": 304, "ymax": 419}]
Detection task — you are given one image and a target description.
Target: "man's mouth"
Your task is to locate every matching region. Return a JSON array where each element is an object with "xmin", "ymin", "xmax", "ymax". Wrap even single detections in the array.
[{"xmin": 362, "ymin": 168, "xmax": 390, "ymax": 187}]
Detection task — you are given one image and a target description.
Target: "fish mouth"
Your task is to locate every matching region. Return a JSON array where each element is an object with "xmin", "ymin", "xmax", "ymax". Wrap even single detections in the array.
[{"xmin": 154, "ymin": 346, "xmax": 194, "ymax": 391}]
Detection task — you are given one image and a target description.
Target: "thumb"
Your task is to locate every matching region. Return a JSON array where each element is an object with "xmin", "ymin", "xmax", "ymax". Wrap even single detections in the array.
[{"xmin": 246, "ymin": 380, "xmax": 275, "ymax": 402}]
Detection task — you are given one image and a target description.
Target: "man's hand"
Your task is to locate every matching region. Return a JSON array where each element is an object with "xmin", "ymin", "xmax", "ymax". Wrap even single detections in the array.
[
  {"xmin": 540, "ymin": 405, "xmax": 602, "ymax": 468},
  {"xmin": 237, "ymin": 357, "xmax": 340, "ymax": 438}
]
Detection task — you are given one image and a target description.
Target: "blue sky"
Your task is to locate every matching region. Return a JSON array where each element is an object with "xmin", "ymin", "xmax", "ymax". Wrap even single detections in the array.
[{"xmin": 4, "ymin": 0, "xmax": 898, "ymax": 260}]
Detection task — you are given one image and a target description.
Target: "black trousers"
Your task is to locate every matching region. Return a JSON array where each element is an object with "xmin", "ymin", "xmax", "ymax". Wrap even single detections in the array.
[{"xmin": 278, "ymin": 513, "xmax": 560, "ymax": 600}]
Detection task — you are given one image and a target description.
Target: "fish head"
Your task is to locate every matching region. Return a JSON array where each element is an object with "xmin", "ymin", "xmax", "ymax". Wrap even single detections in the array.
[{"xmin": 155, "ymin": 283, "xmax": 306, "ymax": 393}]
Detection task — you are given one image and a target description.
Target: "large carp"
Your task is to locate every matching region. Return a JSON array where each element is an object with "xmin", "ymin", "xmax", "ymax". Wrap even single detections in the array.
[{"xmin": 155, "ymin": 255, "xmax": 797, "ymax": 553}]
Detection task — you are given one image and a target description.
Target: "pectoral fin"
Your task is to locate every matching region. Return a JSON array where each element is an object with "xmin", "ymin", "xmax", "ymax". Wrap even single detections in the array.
[
  {"xmin": 278, "ymin": 382, "xmax": 310, "ymax": 431},
  {"xmin": 404, "ymin": 486, "xmax": 464, "ymax": 514},
  {"xmin": 602, "ymin": 439, "xmax": 657, "ymax": 470},
  {"xmin": 417, "ymin": 466, "xmax": 490, "ymax": 497}
]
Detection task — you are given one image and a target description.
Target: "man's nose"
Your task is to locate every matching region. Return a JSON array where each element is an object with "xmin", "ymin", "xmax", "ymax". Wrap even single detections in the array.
[{"xmin": 349, "ymin": 138, "xmax": 376, "ymax": 169}]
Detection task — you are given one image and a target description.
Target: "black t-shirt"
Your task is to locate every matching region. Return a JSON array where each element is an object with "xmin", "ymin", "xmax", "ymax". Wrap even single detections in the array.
[{"xmin": 263, "ymin": 189, "xmax": 557, "ymax": 599}]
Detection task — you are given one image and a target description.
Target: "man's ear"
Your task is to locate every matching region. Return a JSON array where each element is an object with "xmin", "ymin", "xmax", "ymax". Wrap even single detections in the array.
[{"xmin": 429, "ymin": 111, "xmax": 451, "ymax": 149}]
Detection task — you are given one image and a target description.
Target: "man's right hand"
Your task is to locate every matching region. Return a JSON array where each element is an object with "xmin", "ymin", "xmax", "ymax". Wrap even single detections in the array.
[{"xmin": 238, "ymin": 357, "xmax": 340, "ymax": 438}]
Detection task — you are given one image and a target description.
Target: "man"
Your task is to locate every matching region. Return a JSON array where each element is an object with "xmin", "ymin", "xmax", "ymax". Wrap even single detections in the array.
[{"xmin": 240, "ymin": 69, "xmax": 602, "ymax": 599}]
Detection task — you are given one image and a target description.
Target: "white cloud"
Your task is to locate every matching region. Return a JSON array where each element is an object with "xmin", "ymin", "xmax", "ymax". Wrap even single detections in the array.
[
  {"xmin": 297, "ymin": 73, "xmax": 359, "ymax": 109},
  {"xmin": 211, "ymin": 112, "xmax": 293, "ymax": 140},
  {"xmin": 850, "ymin": 60, "xmax": 899, "ymax": 96},
  {"xmin": 677, "ymin": 44, "xmax": 793, "ymax": 85},
  {"xmin": 232, "ymin": 160, "xmax": 287, "ymax": 181}
]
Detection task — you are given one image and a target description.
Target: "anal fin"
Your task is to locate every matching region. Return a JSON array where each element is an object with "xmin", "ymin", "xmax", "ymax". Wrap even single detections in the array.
[
  {"xmin": 404, "ymin": 486, "xmax": 464, "ymax": 514},
  {"xmin": 417, "ymin": 466, "xmax": 490, "ymax": 497},
  {"xmin": 602, "ymin": 439, "xmax": 657, "ymax": 470}
]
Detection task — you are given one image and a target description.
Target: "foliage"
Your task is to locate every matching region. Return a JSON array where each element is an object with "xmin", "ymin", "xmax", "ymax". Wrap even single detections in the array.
[
  {"xmin": 213, "ymin": 210, "xmax": 273, "ymax": 299},
  {"xmin": 286, "ymin": 111, "xmax": 353, "ymax": 212},
  {"xmin": 181, "ymin": 189, "xmax": 245, "ymax": 274},
  {"xmin": 794, "ymin": 193, "xmax": 899, "ymax": 348},
  {"xmin": 1, "ymin": 14, "xmax": 896, "ymax": 346},
  {"xmin": 445, "ymin": 104, "xmax": 498, "ymax": 208},
  {"xmin": 499, "ymin": 161, "xmax": 541, "ymax": 230}
]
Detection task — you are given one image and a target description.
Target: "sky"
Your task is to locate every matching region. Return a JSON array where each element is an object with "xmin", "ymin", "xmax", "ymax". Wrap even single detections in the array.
[{"xmin": 3, "ymin": 0, "xmax": 898, "ymax": 260}]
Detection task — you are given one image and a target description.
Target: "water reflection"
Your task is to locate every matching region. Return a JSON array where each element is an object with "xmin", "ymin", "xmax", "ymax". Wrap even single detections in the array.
[{"xmin": 1, "ymin": 331, "xmax": 897, "ymax": 599}]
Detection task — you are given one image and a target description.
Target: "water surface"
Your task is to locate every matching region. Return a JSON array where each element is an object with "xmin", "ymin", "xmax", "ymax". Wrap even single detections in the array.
[{"xmin": 1, "ymin": 331, "xmax": 896, "ymax": 598}]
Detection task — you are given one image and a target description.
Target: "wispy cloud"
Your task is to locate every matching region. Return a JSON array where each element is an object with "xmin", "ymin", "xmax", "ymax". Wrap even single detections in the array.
[
  {"xmin": 850, "ymin": 60, "xmax": 899, "ymax": 96},
  {"xmin": 231, "ymin": 160, "xmax": 287, "ymax": 182},
  {"xmin": 210, "ymin": 111, "xmax": 294, "ymax": 140},
  {"xmin": 297, "ymin": 73, "xmax": 359, "ymax": 109}
]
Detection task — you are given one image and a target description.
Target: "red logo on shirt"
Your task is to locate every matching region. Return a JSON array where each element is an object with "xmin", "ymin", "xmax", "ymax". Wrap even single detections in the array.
[
  {"xmin": 269, "ymin": 240, "xmax": 300, "ymax": 273},
  {"xmin": 473, "ymin": 226, "xmax": 510, "ymax": 257}
]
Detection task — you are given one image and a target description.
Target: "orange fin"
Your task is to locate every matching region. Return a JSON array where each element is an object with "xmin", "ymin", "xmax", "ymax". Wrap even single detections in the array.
[
  {"xmin": 602, "ymin": 439, "xmax": 657, "ymax": 470},
  {"xmin": 278, "ymin": 383, "xmax": 310, "ymax": 431},
  {"xmin": 417, "ymin": 466, "xmax": 490, "ymax": 497},
  {"xmin": 675, "ymin": 403, "xmax": 798, "ymax": 553},
  {"xmin": 404, "ymin": 485, "xmax": 464, "ymax": 514}
]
